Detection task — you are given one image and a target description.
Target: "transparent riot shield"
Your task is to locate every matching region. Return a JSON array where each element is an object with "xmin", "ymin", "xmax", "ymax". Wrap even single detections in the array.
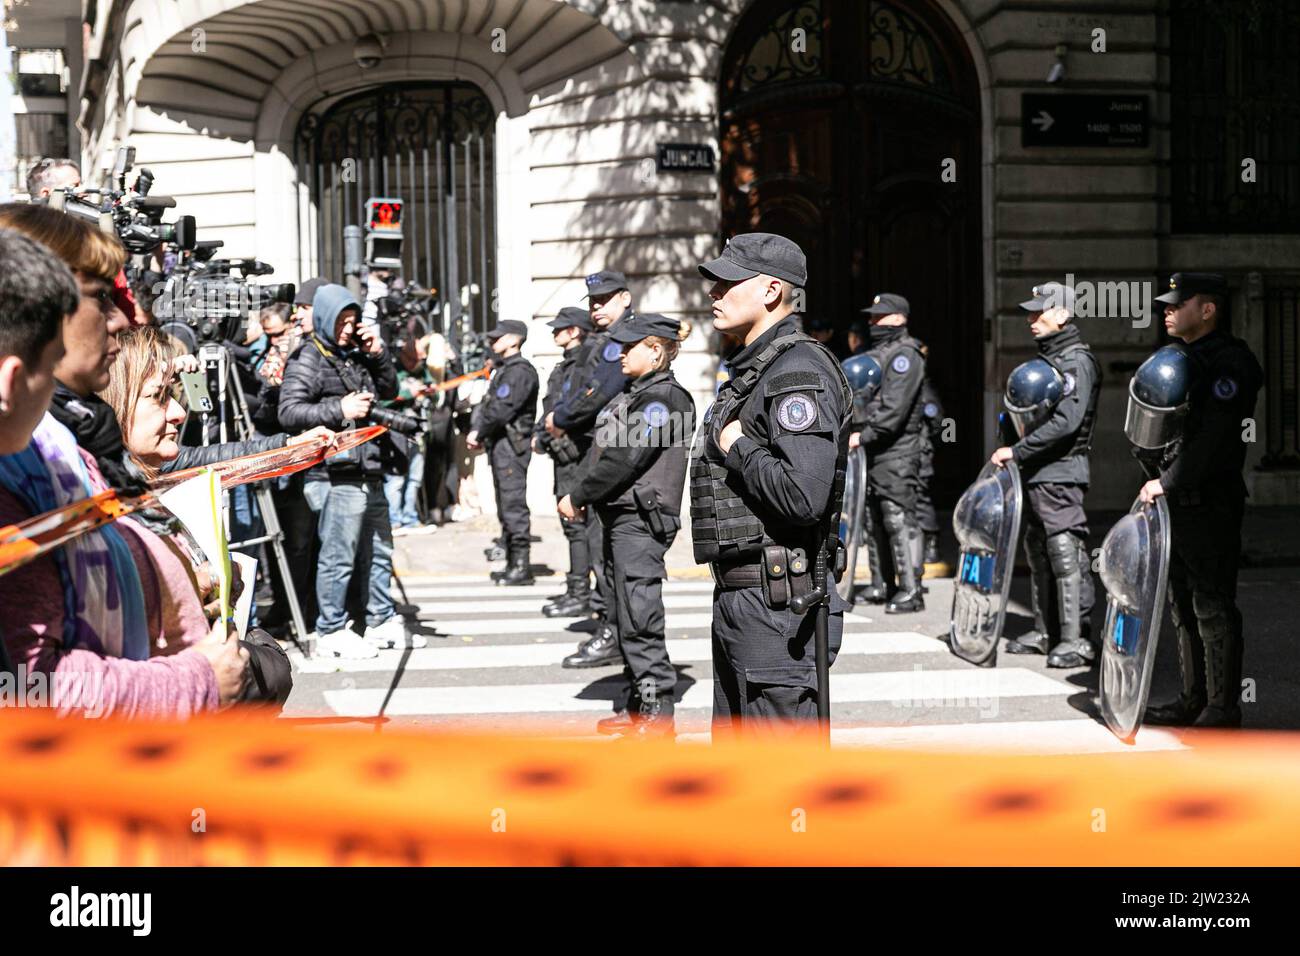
[
  {"xmin": 948, "ymin": 461, "xmax": 1023, "ymax": 666},
  {"xmin": 1098, "ymin": 496, "xmax": 1171, "ymax": 743},
  {"xmin": 837, "ymin": 445, "xmax": 867, "ymax": 603}
]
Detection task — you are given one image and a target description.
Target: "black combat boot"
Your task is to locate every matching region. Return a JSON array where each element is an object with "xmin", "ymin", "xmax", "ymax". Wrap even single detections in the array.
[
  {"xmin": 1045, "ymin": 533, "xmax": 1094, "ymax": 667},
  {"xmin": 499, "ymin": 546, "xmax": 535, "ymax": 587},
  {"xmin": 562, "ymin": 621, "xmax": 620, "ymax": 668},
  {"xmin": 1143, "ymin": 606, "xmax": 1207, "ymax": 726},
  {"xmin": 489, "ymin": 544, "xmax": 513, "ymax": 581},
  {"xmin": 1007, "ymin": 529, "xmax": 1053, "ymax": 655},
  {"xmin": 596, "ymin": 709, "xmax": 636, "ymax": 735},
  {"xmin": 1192, "ymin": 610, "xmax": 1243, "ymax": 728},
  {"xmin": 632, "ymin": 698, "xmax": 676, "ymax": 739},
  {"xmin": 543, "ymin": 574, "xmax": 591, "ymax": 618}
]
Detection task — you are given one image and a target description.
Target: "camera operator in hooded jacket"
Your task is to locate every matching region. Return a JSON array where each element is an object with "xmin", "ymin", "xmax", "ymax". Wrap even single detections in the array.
[{"xmin": 277, "ymin": 284, "xmax": 424, "ymax": 658}]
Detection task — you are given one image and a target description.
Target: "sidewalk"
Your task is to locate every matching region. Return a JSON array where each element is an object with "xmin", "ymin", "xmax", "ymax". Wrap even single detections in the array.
[{"xmin": 394, "ymin": 505, "xmax": 1300, "ymax": 580}]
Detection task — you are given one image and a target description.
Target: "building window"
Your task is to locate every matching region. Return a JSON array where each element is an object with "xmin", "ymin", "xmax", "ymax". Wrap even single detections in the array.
[{"xmin": 1170, "ymin": 1, "xmax": 1300, "ymax": 233}]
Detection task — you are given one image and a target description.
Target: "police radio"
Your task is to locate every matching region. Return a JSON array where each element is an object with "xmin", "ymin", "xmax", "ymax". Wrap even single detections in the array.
[{"xmin": 364, "ymin": 197, "xmax": 404, "ymax": 270}]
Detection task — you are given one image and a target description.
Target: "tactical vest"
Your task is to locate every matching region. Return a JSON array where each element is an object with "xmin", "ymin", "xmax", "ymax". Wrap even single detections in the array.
[
  {"xmin": 1044, "ymin": 342, "xmax": 1101, "ymax": 458},
  {"xmin": 590, "ymin": 376, "xmax": 692, "ymax": 514},
  {"xmin": 690, "ymin": 330, "xmax": 852, "ymax": 564}
]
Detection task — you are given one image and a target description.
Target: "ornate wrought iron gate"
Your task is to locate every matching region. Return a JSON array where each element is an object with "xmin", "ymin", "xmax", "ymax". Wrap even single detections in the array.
[{"xmin": 295, "ymin": 82, "xmax": 497, "ymax": 334}]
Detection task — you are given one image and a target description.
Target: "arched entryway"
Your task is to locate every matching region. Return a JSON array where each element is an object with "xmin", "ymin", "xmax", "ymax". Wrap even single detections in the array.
[
  {"xmin": 719, "ymin": 0, "xmax": 983, "ymax": 502},
  {"xmin": 295, "ymin": 81, "xmax": 498, "ymax": 335}
]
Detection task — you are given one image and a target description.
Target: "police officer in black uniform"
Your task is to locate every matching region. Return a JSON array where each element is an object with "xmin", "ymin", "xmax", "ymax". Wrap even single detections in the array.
[
  {"xmin": 553, "ymin": 271, "xmax": 636, "ymax": 667},
  {"xmin": 993, "ymin": 282, "xmax": 1101, "ymax": 667},
  {"xmin": 916, "ymin": 371, "xmax": 945, "ymax": 566},
  {"xmin": 536, "ymin": 306, "xmax": 595, "ymax": 617},
  {"xmin": 1138, "ymin": 273, "xmax": 1262, "ymax": 728},
  {"xmin": 850, "ymin": 293, "xmax": 927, "ymax": 613},
  {"xmin": 691, "ymin": 233, "xmax": 852, "ymax": 733},
  {"xmin": 468, "ymin": 319, "xmax": 539, "ymax": 586},
  {"xmin": 560, "ymin": 313, "xmax": 694, "ymax": 737}
]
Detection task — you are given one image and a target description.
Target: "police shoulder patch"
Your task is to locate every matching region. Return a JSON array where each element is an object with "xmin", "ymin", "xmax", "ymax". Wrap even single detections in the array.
[
  {"xmin": 775, "ymin": 392, "xmax": 818, "ymax": 432},
  {"xmin": 602, "ymin": 342, "xmax": 622, "ymax": 362},
  {"xmin": 1063, "ymin": 371, "xmax": 1076, "ymax": 396},
  {"xmin": 496, "ymin": 383, "xmax": 511, "ymax": 398},
  {"xmin": 891, "ymin": 354, "xmax": 911, "ymax": 374},
  {"xmin": 642, "ymin": 401, "xmax": 669, "ymax": 427},
  {"xmin": 1212, "ymin": 376, "xmax": 1238, "ymax": 401},
  {"xmin": 923, "ymin": 402, "xmax": 939, "ymax": 418}
]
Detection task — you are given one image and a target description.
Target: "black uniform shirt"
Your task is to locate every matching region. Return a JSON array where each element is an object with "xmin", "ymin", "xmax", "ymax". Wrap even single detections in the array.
[
  {"xmin": 716, "ymin": 314, "xmax": 849, "ymax": 528},
  {"xmin": 859, "ymin": 324, "xmax": 925, "ymax": 459},
  {"xmin": 570, "ymin": 369, "xmax": 695, "ymax": 511},
  {"xmin": 552, "ymin": 307, "xmax": 634, "ymax": 435},
  {"xmin": 474, "ymin": 352, "xmax": 539, "ymax": 443},
  {"xmin": 536, "ymin": 345, "xmax": 582, "ymax": 450},
  {"xmin": 1006, "ymin": 324, "xmax": 1101, "ymax": 486},
  {"xmin": 1155, "ymin": 329, "xmax": 1263, "ymax": 498}
]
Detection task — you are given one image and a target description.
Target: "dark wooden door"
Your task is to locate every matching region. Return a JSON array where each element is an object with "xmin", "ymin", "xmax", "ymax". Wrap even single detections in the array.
[{"xmin": 720, "ymin": 0, "xmax": 982, "ymax": 503}]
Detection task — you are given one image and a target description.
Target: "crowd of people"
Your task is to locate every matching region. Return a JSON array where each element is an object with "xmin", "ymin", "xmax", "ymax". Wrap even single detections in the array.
[
  {"xmin": 0, "ymin": 159, "xmax": 494, "ymax": 714},
  {"xmin": 1, "ymin": 158, "xmax": 1261, "ymax": 738}
]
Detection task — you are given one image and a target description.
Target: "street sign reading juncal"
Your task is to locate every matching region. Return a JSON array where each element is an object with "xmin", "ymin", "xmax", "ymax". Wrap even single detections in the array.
[
  {"xmin": 657, "ymin": 143, "xmax": 715, "ymax": 172},
  {"xmin": 1021, "ymin": 94, "xmax": 1149, "ymax": 148}
]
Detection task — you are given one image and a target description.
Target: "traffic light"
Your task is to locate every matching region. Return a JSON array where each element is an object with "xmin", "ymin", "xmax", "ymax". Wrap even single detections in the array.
[{"xmin": 363, "ymin": 197, "xmax": 403, "ymax": 270}]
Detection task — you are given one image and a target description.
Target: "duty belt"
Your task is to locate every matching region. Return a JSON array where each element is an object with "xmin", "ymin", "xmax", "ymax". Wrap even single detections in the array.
[{"xmin": 710, "ymin": 545, "xmax": 814, "ymax": 610}]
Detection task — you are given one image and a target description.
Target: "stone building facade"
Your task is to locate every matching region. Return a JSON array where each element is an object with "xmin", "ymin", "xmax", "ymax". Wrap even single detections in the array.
[{"xmin": 14, "ymin": 0, "xmax": 1300, "ymax": 512}]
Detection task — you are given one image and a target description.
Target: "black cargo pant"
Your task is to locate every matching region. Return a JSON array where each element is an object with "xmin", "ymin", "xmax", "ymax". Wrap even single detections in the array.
[
  {"xmin": 712, "ymin": 580, "xmax": 845, "ymax": 734},
  {"xmin": 585, "ymin": 507, "xmax": 608, "ymax": 618},
  {"xmin": 599, "ymin": 508, "xmax": 677, "ymax": 713},
  {"xmin": 1165, "ymin": 495, "xmax": 1245, "ymax": 711},
  {"xmin": 1023, "ymin": 481, "xmax": 1095, "ymax": 639},
  {"xmin": 914, "ymin": 438, "xmax": 939, "ymax": 536},
  {"xmin": 555, "ymin": 461, "xmax": 590, "ymax": 599},
  {"xmin": 488, "ymin": 437, "xmax": 531, "ymax": 550},
  {"xmin": 868, "ymin": 452, "xmax": 921, "ymax": 588}
]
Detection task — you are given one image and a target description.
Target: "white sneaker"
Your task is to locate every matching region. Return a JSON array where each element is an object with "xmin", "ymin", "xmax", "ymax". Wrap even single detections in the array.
[
  {"xmin": 316, "ymin": 628, "xmax": 379, "ymax": 660},
  {"xmin": 365, "ymin": 615, "xmax": 427, "ymax": 649}
]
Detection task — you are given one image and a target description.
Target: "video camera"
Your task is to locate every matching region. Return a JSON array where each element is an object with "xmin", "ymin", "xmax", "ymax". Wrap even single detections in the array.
[
  {"xmin": 155, "ymin": 243, "xmax": 295, "ymax": 346},
  {"xmin": 374, "ymin": 279, "xmax": 439, "ymax": 354},
  {"xmin": 45, "ymin": 147, "xmax": 197, "ymax": 256}
]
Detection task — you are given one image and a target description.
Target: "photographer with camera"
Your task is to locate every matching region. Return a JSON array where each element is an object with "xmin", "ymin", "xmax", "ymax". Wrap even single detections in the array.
[{"xmin": 278, "ymin": 283, "xmax": 424, "ymax": 658}]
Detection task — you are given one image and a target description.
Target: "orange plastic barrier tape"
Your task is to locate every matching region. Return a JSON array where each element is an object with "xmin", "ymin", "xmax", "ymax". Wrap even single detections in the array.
[
  {"xmin": 426, "ymin": 366, "xmax": 489, "ymax": 394},
  {"xmin": 0, "ymin": 426, "xmax": 387, "ymax": 576},
  {"xmin": 150, "ymin": 425, "xmax": 388, "ymax": 492},
  {"xmin": 0, "ymin": 709, "xmax": 1297, "ymax": 866}
]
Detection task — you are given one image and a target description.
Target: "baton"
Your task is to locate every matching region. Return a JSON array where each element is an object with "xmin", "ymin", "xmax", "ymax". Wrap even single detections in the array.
[{"xmin": 790, "ymin": 540, "xmax": 832, "ymax": 740}]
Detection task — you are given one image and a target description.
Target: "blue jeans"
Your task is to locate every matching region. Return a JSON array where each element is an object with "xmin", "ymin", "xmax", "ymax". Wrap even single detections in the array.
[
  {"xmin": 304, "ymin": 479, "xmax": 395, "ymax": 635},
  {"xmin": 384, "ymin": 449, "xmax": 425, "ymax": 527}
]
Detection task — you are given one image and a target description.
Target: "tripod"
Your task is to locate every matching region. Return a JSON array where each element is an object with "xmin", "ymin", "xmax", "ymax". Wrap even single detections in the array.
[{"xmin": 195, "ymin": 342, "xmax": 310, "ymax": 651}]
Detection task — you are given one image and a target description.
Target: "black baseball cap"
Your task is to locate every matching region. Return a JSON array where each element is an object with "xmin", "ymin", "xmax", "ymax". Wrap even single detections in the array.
[
  {"xmin": 584, "ymin": 270, "xmax": 628, "ymax": 298},
  {"xmin": 294, "ymin": 277, "xmax": 327, "ymax": 306},
  {"xmin": 1019, "ymin": 281, "xmax": 1076, "ymax": 313},
  {"xmin": 698, "ymin": 232, "xmax": 807, "ymax": 287},
  {"xmin": 862, "ymin": 293, "xmax": 910, "ymax": 316},
  {"xmin": 547, "ymin": 306, "xmax": 593, "ymax": 332},
  {"xmin": 1154, "ymin": 272, "xmax": 1228, "ymax": 305},
  {"xmin": 486, "ymin": 319, "xmax": 529, "ymax": 341},
  {"xmin": 608, "ymin": 312, "xmax": 682, "ymax": 344}
]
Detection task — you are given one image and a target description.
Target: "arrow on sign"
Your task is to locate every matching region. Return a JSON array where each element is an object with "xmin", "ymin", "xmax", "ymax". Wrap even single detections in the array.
[{"xmin": 1031, "ymin": 110, "xmax": 1055, "ymax": 132}]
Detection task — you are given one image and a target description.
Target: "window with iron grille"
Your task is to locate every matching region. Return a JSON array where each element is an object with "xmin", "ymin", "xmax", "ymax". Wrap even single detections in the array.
[{"xmin": 1170, "ymin": 1, "xmax": 1300, "ymax": 233}]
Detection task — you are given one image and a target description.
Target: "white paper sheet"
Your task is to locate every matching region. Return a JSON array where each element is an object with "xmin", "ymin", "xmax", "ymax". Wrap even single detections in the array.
[{"xmin": 157, "ymin": 470, "xmax": 231, "ymax": 620}]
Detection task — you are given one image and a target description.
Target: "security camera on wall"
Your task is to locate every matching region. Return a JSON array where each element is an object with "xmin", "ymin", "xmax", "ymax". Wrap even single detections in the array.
[{"xmin": 354, "ymin": 34, "xmax": 386, "ymax": 70}]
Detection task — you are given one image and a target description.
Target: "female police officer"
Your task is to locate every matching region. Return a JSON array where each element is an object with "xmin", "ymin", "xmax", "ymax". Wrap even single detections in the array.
[{"xmin": 558, "ymin": 313, "xmax": 694, "ymax": 739}]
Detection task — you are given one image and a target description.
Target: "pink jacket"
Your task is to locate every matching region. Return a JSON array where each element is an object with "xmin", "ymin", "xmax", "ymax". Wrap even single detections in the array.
[{"xmin": 0, "ymin": 457, "xmax": 219, "ymax": 718}]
